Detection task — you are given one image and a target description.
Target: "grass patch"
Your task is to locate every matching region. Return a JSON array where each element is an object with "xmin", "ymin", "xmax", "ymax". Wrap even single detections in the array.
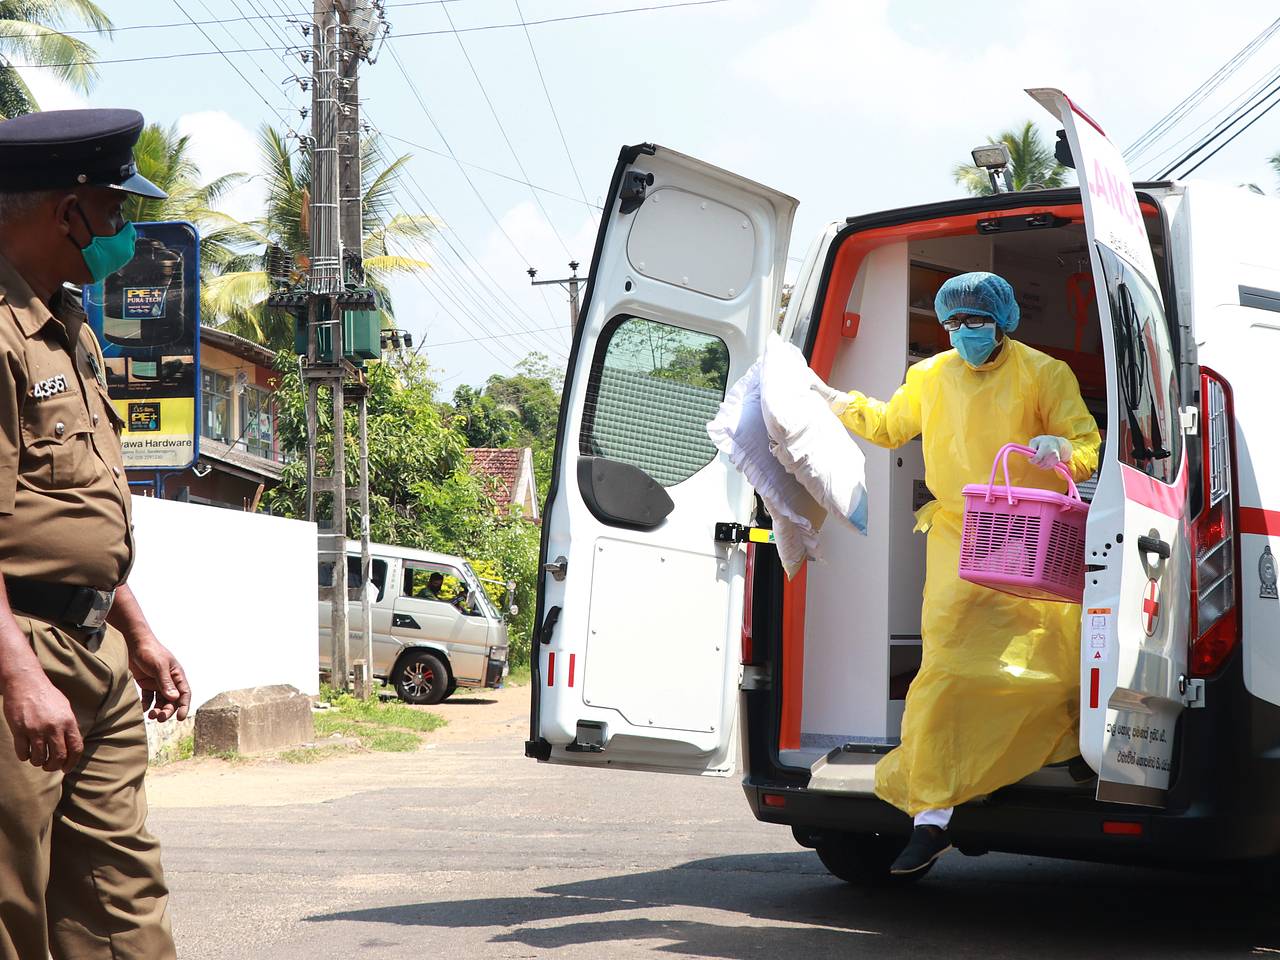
[
  {"xmin": 280, "ymin": 743, "xmax": 358, "ymax": 764},
  {"xmin": 149, "ymin": 734, "xmax": 195, "ymax": 767},
  {"xmin": 366, "ymin": 730, "xmax": 421, "ymax": 752},
  {"xmin": 313, "ymin": 689, "xmax": 446, "ymax": 753}
]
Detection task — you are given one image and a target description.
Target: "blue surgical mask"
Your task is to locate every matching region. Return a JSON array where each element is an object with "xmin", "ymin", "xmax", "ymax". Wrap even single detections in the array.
[{"xmin": 950, "ymin": 324, "xmax": 998, "ymax": 366}]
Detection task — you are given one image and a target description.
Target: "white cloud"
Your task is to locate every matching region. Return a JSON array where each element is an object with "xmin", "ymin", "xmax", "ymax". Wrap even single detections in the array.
[
  {"xmin": 176, "ymin": 111, "xmax": 266, "ymax": 225},
  {"xmin": 15, "ymin": 65, "xmax": 87, "ymax": 112}
]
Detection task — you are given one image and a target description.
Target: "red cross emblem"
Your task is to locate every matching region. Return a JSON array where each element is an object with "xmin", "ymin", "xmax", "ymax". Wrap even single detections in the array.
[{"xmin": 1141, "ymin": 578, "xmax": 1160, "ymax": 637}]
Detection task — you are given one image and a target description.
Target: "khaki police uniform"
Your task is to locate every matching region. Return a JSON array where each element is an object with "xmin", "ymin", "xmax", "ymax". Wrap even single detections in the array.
[{"xmin": 0, "ymin": 110, "xmax": 175, "ymax": 960}]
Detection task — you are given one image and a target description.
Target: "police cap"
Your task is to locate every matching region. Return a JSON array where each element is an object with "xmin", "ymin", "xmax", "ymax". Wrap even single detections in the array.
[{"xmin": 0, "ymin": 108, "xmax": 166, "ymax": 199}]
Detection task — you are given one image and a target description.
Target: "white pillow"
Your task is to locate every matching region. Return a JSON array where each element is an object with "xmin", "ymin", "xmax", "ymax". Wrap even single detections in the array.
[
  {"xmin": 758, "ymin": 333, "xmax": 868, "ymax": 535},
  {"xmin": 707, "ymin": 360, "xmax": 826, "ymax": 577}
]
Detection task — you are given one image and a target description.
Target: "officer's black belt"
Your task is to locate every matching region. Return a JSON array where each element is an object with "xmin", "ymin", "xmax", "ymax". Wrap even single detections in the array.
[{"xmin": 4, "ymin": 577, "xmax": 115, "ymax": 631}]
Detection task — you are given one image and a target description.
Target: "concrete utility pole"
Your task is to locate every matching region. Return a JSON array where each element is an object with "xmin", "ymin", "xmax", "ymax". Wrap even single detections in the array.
[
  {"xmin": 528, "ymin": 260, "xmax": 586, "ymax": 335},
  {"xmin": 303, "ymin": 0, "xmax": 382, "ymax": 695},
  {"xmin": 336, "ymin": 0, "xmax": 373, "ymax": 700}
]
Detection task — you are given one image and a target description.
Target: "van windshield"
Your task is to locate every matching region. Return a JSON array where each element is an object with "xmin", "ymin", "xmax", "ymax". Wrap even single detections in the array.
[{"xmin": 463, "ymin": 563, "xmax": 499, "ymax": 620}]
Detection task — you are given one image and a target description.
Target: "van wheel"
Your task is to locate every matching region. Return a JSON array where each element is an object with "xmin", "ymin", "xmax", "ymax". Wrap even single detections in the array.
[
  {"xmin": 394, "ymin": 652, "xmax": 449, "ymax": 705},
  {"xmin": 444, "ymin": 679, "xmax": 458, "ymax": 700},
  {"xmin": 815, "ymin": 834, "xmax": 932, "ymax": 886}
]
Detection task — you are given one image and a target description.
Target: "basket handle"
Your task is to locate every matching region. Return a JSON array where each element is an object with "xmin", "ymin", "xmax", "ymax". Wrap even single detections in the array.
[{"xmin": 986, "ymin": 442, "xmax": 1081, "ymax": 505}]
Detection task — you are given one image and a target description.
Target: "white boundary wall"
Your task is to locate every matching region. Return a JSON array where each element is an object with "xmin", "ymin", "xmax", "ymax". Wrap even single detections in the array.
[{"xmin": 128, "ymin": 496, "xmax": 318, "ymax": 711}]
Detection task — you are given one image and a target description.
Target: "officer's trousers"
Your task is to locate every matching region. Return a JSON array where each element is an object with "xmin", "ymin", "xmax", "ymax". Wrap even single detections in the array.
[{"xmin": 0, "ymin": 617, "xmax": 174, "ymax": 960}]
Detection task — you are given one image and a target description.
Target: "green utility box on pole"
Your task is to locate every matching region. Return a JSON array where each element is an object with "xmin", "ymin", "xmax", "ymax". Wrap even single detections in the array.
[{"xmin": 343, "ymin": 308, "xmax": 380, "ymax": 361}]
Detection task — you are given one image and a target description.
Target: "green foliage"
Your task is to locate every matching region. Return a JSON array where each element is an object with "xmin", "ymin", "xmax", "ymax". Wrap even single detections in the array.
[
  {"xmin": 0, "ymin": 1, "xmax": 113, "ymax": 117},
  {"xmin": 954, "ymin": 120, "xmax": 1071, "ymax": 197},
  {"xmin": 451, "ymin": 351, "xmax": 563, "ymax": 500},
  {"xmin": 267, "ymin": 348, "xmax": 559, "ymax": 668},
  {"xmin": 312, "ymin": 689, "xmax": 444, "ymax": 753},
  {"xmin": 149, "ymin": 733, "xmax": 195, "ymax": 767}
]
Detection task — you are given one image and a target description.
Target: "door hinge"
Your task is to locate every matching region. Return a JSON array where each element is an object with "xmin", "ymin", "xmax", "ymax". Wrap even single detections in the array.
[
  {"xmin": 740, "ymin": 664, "xmax": 772, "ymax": 691},
  {"xmin": 714, "ymin": 522, "xmax": 774, "ymax": 545},
  {"xmin": 1179, "ymin": 675, "xmax": 1206, "ymax": 708},
  {"xmin": 619, "ymin": 170, "xmax": 655, "ymax": 215},
  {"xmin": 1180, "ymin": 405, "xmax": 1199, "ymax": 436}
]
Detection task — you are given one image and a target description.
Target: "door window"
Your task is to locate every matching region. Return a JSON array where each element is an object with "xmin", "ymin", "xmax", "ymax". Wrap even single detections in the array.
[
  {"xmin": 344, "ymin": 555, "xmax": 388, "ymax": 601},
  {"xmin": 1100, "ymin": 247, "xmax": 1182, "ymax": 484},
  {"xmin": 580, "ymin": 316, "xmax": 729, "ymax": 486},
  {"xmin": 402, "ymin": 561, "xmax": 481, "ymax": 616}
]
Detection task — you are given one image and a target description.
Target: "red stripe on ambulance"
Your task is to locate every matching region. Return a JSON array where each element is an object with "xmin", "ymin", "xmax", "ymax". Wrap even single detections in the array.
[
  {"xmin": 547, "ymin": 651, "xmax": 555, "ymax": 687},
  {"xmin": 568, "ymin": 654, "xmax": 576, "ymax": 688},
  {"xmin": 1089, "ymin": 668, "xmax": 1101, "ymax": 710}
]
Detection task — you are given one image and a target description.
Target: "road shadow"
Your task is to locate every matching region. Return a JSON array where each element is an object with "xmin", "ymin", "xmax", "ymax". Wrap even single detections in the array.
[{"xmin": 306, "ymin": 850, "xmax": 1280, "ymax": 957}]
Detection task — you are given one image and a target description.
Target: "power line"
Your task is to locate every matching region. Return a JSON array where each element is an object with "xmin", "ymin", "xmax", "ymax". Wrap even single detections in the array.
[
  {"xmin": 1124, "ymin": 15, "xmax": 1280, "ymax": 169},
  {"xmin": 513, "ymin": 0, "xmax": 598, "ymax": 221},
  {"xmin": 38, "ymin": 1, "xmax": 734, "ymax": 52},
  {"xmin": 1169, "ymin": 78, "xmax": 1280, "ymax": 179},
  {"xmin": 379, "ymin": 130, "xmax": 600, "ymax": 209},
  {"xmin": 169, "ymin": 0, "xmax": 294, "ymax": 126},
  {"xmin": 422, "ymin": 323, "xmax": 566, "ymax": 350},
  {"xmin": 363, "ymin": 117, "xmax": 569, "ymax": 357},
  {"xmin": 439, "ymin": 0, "xmax": 574, "ymax": 258},
  {"xmin": 1156, "ymin": 66, "xmax": 1280, "ymax": 179}
]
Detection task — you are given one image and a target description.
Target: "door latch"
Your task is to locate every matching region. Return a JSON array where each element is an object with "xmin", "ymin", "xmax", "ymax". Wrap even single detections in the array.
[
  {"xmin": 715, "ymin": 523, "xmax": 774, "ymax": 545},
  {"xmin": 543, "ymin": 556, "xmax": 568, "ymax": 581},
  {"xmin": 1180, "ymin": 405, "xmax": 1199, "ymax": 436},
  {"xmin": 1179, "ymin": 674, "xmax": 1206, "ymax": 709}
]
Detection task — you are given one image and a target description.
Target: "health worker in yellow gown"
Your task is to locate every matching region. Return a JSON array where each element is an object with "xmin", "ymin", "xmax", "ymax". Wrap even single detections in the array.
[{"xmin": 810, "ymin": 271, "xmax": 1101, "ymax": 877}]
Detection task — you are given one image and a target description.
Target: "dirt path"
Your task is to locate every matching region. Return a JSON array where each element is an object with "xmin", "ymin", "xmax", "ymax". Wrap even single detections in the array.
[{"xmin": 145, "ymin": 683, "xmax": 531, "ymax": 810}]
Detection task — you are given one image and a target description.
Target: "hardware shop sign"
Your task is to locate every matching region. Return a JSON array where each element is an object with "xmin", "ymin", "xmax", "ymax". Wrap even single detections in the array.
[{"xmin": 83, "ymin": 221, "xmax": 200, "ymax": 471}]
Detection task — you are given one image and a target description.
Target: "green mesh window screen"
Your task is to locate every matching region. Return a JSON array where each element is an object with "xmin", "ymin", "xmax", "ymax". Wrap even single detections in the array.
[{"xmin": 581, "ymin": 317, "xmax": 729, "ymax": 486}]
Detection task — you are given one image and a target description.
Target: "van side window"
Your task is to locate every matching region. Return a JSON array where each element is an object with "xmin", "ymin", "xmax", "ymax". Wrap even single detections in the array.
[
  {"xmin": 1101, "ymin": 247, "xmax": 1182, "ymax": 484},
  {"xmin": 580, "ymin": 315, "xmax": 729, "ymax": 486},
  {"xmin": 402, "ymin": 561, "xmax": 480, "ymax": 616},
  {"xmin": 334, "ymin": 556, "xmax": 389, "ymax": 601}
]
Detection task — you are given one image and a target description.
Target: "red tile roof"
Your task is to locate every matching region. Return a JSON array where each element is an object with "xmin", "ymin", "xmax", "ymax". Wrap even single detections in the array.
[{"xmin": 466, "ymin": 448, "xmax": 523, "ymax": 508}]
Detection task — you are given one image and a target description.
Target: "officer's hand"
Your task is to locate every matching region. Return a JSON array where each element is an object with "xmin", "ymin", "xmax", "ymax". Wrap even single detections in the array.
[
  {"xmin": 1, "ymin": 667, "xmax": 83, "ymax": 773},
  {"xmin": 127, "ymin": 638, "xmax": 192, "ymax": 723}
]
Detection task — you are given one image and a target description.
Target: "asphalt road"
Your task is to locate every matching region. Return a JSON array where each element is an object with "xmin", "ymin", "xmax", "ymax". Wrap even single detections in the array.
[{"xmin": 149, "ymin": 699, "xmax": 1280, "ymax": 959}]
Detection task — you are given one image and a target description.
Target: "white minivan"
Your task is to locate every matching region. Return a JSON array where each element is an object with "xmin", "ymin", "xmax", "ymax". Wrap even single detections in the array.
[
  {"xmin": 319, "ymin": 542, "xmax": 510, "ymax": 704},
  {"xmin": 526, "ymin": 87, "xmax": 1280, "ymax": 882}
]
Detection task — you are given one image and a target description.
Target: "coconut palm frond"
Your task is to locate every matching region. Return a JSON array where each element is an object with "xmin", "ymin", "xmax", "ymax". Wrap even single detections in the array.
[{"xmin": 0, "ymin": 19, "xmax": 100, "ymax": 91}]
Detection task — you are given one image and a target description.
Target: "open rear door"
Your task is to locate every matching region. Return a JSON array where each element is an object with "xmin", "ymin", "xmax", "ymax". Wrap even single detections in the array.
[
  {"xmin": 1031, "ymin": 89, "xmax": 1192, "ymax": 807},
  {"xmin": 527, "ymin": 145, "xmax": 795, "ymax": 775}
]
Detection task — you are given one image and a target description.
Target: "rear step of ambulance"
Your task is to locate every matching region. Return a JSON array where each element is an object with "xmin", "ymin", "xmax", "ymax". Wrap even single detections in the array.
[{"xmin": 806, "ymin": 742, "xmax": 1096, "ymax": 796}]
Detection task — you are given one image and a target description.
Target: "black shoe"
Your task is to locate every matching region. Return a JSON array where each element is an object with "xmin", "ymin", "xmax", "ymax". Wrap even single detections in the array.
[{"xmin": 890, "ymin": 826, "xmax": 952, "ymax": 876}]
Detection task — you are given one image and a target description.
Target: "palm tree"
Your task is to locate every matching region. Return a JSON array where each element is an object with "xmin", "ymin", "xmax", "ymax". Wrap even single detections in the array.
[
  {"xmin": 126, "ymin": 122, "xmax": 258, "ymax": 279},
  {"xmin": 0, "ymin": 1, "xmax": 113, "ymax": 117},
  {"xmin": 202, "ymin": 125, "xmax": 435, "ymax": 350},
  {"xmin": 953, "ymin": 120, "xmax": 1070, "ymax": 197}
]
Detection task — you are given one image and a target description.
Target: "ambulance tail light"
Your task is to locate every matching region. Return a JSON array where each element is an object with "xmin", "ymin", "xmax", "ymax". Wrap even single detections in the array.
[
  {"xmin": 1190, "ymin": 368, "xmax": 1240, "ymax": 678},
  {"xmin": 741, "ymin": 543, "xmax": 758, "ymax": 665}
]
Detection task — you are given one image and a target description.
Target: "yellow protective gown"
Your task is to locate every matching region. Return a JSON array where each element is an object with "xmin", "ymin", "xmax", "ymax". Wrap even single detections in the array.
[{"xmin": 839, "ymin": 338, "xmax": 1101, "ymax": 816}]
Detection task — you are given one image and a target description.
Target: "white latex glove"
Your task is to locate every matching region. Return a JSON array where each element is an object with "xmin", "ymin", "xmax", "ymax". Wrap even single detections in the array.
[
  {"xmin": 809, "ymin": 376, "xmax": 851, "ymax": 416},
  {"xmin": 1028, "ymin": 435, "xmax": 1072, "ymax": 470}
]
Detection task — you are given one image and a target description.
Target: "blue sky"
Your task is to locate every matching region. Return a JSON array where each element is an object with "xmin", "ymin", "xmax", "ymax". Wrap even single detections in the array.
[{"xmin": 24, "ymin": 0, "xmax": 1280, "ymax": 395}]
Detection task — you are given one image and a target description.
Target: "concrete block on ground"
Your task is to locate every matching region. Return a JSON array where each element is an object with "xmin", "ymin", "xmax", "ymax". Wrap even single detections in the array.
[
  {"xmin": 146, "ymin": 715, "xmax": 195, "ymax": 762},
  {"xmin": 194, "ymin": 685, "xmax": 315, "ymax": 756}
]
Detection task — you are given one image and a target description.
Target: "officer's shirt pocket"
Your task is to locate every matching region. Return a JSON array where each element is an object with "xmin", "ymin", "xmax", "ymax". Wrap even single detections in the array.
[{"xmin": 20, "ymin": 385, "xmax": 97, "ymax": 491}]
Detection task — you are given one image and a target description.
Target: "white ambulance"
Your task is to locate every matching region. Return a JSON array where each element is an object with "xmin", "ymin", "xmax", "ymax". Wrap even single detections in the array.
[{"xmin": 526, "ymin": 88, "xmax": 1280, "ymax": 883}]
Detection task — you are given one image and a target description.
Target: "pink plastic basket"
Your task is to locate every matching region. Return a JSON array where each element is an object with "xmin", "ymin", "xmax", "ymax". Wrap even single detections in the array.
[{"xmin": 958, "ymin": 443, "xmax": 1089, "ymax": 603}]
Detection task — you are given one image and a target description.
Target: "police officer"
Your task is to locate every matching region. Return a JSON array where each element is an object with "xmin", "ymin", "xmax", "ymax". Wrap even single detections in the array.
[{"xmin": 0, "ymin": 109, "xmax": 190, "ymax": 960}]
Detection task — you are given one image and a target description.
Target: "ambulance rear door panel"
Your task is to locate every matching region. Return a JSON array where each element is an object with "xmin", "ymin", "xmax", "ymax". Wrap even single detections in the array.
[
  {"xmin": 1181, "ymin": 182, "xmax": 1280, "ymax": 707},
  {"xmin": 530, "ymin": 144, "xmax": 796, "ymax": 776},
  {"xmin": 1032, "ymin": 88, "xmax": 1192, "ymax": 807}
]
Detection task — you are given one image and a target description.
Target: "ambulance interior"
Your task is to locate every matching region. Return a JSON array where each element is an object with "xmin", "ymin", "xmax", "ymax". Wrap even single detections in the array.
[{"xmin": 782, "ymin": 211, "xmax": 1167, "ymax": 788}]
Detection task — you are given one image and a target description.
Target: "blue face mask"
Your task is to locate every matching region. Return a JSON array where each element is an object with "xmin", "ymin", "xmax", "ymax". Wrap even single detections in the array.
[{"xmin": 949, "ymin": 323, "xmax": 999, "ymax": 366}]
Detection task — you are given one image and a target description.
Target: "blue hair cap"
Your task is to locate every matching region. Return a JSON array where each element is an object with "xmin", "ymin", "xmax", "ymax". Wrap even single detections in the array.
[{"xmin": 934, "ymin": 271, "xmax": 1020, "ymax": 332}]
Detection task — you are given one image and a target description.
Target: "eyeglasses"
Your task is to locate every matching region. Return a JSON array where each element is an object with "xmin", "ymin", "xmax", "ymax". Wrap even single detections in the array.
[{"xmin": 941, "ymin": 313, "xmax": 995, "ymax": 332}]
